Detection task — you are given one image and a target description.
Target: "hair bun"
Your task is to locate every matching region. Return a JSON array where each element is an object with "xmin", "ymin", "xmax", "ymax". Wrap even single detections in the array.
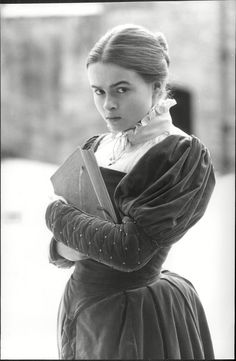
[
  {"xmin": 155, "ymin": 32, "xmax": 169, "ymax": 66},
  {"xmin": 155, "ymin": 32, "xmax": 168, "ymax": 53}
]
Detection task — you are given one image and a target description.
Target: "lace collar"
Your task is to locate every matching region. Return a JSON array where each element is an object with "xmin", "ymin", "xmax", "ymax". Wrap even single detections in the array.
[{"xmin": 108, "ymin": 98, "xmax": 177, "ymax": 164}]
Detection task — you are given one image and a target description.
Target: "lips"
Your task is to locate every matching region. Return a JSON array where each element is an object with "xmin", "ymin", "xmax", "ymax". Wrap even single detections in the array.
[{"xmin": 106, "ymin": 116, "xmax": 121, "ymax": 120}]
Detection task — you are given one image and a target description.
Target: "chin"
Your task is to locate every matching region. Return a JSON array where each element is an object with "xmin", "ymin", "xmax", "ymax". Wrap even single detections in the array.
[{"xmin": 106, "ymin": 122, "xmax": 124, "ymax": 133}]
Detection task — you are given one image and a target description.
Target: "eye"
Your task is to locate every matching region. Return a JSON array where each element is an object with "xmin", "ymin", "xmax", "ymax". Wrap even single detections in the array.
[
  {"xmin": 94, "ymin": 88, "xmax": 104, "ymax": 95},
  {"xmin": 116, "ymin": 87, "xmax": 128, "ymax": 94}
]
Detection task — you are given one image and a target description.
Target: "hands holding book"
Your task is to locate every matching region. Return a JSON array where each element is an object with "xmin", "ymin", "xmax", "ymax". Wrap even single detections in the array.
[
  {"xmin": 48, "ymin": 147, "xmax": 118, "ymax": 265},
  {"xmin": 48, "ymin": 199, "xmax": 90, "ymax": 262},
  {"xmin": 48, "ymin": 195, "xmax": 87, "ymax": 262}
]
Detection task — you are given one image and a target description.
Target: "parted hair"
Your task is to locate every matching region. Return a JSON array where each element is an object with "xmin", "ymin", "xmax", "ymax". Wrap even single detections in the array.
[{"xmin": 86, "ymin": 24, "xmax": 170, "ymax": 92}]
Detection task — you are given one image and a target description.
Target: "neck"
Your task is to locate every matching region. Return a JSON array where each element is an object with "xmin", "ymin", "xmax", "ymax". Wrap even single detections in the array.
[{"xmin": 111, "ymin": 98, "xmax": 176, "ymax": 144}]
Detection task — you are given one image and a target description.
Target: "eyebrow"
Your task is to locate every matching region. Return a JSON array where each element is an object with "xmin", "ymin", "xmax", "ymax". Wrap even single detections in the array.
[{"xmin": 91, "ymin": 81, "xmax": 131, "ymax": 89}]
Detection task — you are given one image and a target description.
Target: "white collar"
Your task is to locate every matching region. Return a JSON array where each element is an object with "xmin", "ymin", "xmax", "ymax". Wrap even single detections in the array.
[
  {"xmin": 112, "ymin": 98, "xmax": 176, "ymax": 145},
  {"xmin": 107, "ymin": 98, "xmax": 177, "ymax": 164}
]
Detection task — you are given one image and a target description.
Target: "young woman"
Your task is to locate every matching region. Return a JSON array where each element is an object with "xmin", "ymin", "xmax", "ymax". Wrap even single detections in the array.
[{"xmin": 45, "ymin": 24, "xmax": 215, "ymax": 359}]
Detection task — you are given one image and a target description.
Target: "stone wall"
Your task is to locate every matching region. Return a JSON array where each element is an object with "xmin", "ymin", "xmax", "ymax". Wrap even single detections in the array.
[{"xmin": 1, "ymin": 1, "xmax": 235, "ymax": 172}]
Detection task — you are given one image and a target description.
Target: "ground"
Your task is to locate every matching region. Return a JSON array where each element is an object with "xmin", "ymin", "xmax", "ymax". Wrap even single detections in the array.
[{"xmin": 1, "ymin": 159, "xmax": 234, "ymax": 359}]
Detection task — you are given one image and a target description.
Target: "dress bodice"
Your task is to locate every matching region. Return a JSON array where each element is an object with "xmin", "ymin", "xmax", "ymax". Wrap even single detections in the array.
[
  {"xmin": 99, "ymin": 167, "xmax": 125, "ymax": 223},
  {"xmin": 73, "ymin": 166, "xmax": 171, "ymax": 293},
  {"xmin": 47, "ymin": 128, "xmax": 215, "ymax": 360}
]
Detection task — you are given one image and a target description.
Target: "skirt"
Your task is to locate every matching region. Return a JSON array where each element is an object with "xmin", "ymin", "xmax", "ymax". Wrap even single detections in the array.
[{"xmin": 56, "ymin": 259, "xmax": 214, "ymax": 360}]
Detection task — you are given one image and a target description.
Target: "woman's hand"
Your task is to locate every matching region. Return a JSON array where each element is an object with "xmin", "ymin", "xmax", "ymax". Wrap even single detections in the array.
[
  {"xmin": 45, "ymin": 199, "xmax": 158, "ymax": 272},
  {"xmin": 56, "ymin": 242, "xmax": 89, "ymax": 261}
]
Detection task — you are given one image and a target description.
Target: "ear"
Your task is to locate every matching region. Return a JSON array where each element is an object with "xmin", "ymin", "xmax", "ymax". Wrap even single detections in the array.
[{"xmin": 152, "ymin": 81, "xmax": 162, "ymax": 103}]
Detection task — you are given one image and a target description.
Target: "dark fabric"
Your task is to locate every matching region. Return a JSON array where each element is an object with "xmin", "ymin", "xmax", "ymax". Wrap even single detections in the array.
[
  {"xmin": 114, "ymin": 134, "xmax": 215, "ymax": 246},
  {"xmin": 100, "ymin": 167, "xmax": 125, "ymax": 223},
  {"xmin": 48, "ymin": 135, "xmax": 109, "ymax": 269},
  {"xmin": 46, "ymin": 134, "xmax": 215, "ymax": 359},
  {"xmin": 82, "ymin": 133, "xmax": 106, "ymax": 152},
  {"xmin": 57, "ymin": 270, "xmax": 214, "ymax": 360},
  {"xmin": 46, "ymin": 135, "xmax": 215, "ymax": 272}
]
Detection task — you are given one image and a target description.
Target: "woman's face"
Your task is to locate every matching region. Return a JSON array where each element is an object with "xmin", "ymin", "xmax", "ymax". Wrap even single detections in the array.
[{"xmin": 87, "ymin": 62, "xmax": 157, "ymax": 133}]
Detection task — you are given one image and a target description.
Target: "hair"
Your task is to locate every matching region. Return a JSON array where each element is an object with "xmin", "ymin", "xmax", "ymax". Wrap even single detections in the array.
[{"xmin": 86, "ymin": 24, "xmax": 170, "ymax": 98}]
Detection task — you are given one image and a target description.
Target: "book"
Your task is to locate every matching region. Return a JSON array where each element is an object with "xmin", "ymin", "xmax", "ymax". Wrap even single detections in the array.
[
  {"xmin": 50, "ymin": 146, "xmax": 119, "ymax": 262},
  {"xmin": 50, "ymin": 146, "xmax": 118, "ymax": 223}
]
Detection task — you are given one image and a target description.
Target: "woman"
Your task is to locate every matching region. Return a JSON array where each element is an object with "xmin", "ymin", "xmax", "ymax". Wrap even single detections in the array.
[{"xmin": 45, "ymin": 24, "xmax": 215, "ymax": 359}]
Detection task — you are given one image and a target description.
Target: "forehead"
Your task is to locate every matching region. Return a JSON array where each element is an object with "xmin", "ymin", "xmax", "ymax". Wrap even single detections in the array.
[{"xmin": 87, "ymin": 62, "xmax": 144, "ymax": 87}]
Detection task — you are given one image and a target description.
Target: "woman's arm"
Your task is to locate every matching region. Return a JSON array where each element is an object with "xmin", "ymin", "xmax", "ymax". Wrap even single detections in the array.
[
  {"xmin": 47, "ymin": 195, "xmax": 89, "ymax": 263},
  {"xmin": 46, "ymin": 135, "xmax": 215, "ymax": 271},
  {"xmin": 46, "ymin": 200, "xmax": 161, "ymax": 272}
]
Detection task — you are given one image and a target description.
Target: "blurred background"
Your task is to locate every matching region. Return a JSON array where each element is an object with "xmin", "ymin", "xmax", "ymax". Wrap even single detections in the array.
[{"xmin": 1, "ymin": 2, "xmax": 235, "ymax": 359}]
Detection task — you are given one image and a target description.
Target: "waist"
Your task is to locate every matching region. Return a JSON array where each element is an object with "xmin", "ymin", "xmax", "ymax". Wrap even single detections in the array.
[{"xmin": 72, "ymin": 258, "xmax": 162, "ymax": 292}]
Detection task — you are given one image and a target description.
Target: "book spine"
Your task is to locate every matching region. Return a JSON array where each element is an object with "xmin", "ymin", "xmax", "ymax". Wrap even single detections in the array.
[{"xmin": 81, "ymin": 149, "xmax": 118, "ymax": 223}]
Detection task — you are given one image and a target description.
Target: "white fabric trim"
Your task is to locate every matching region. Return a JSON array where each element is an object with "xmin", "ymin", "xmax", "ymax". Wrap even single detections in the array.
[{"xmin": 95, "ymin": 124, "xmax": 190, "ymax": 173}]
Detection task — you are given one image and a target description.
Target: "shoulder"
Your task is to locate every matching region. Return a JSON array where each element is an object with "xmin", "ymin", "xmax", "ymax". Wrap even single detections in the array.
[
  {"xmin": 135, "ymin": 134, "xmax": 193, "ymax": 171},
  {"xmin": 168, "ymin": 124, "xmax": 191, "ymax": 138},
  {"xmin": 82, "ymin": 135, "xmax": 99, "ymax": 150},
  {"xmin": 82, "ymin": 133, "xmax": 108, "ymax": 151},
  {"xmin": 128, "ymin": 134, "xmax": 194, "ymax": 185},
  {"xmin": 114, "ymin": 134, "xmax": 215, "ymax": 242},
  {"xmin": 115, "ymin": 134, "xmax": 215, "ymax": 200},
  {"xmin": 138, "ymin": 133, "xmax": 210, "ymax": 168}
]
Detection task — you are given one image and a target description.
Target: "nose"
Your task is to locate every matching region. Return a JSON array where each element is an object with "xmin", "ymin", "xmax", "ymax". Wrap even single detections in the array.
[{"xmin": 103, "ymin": 95, "xmax": 117, "ymax": 111}]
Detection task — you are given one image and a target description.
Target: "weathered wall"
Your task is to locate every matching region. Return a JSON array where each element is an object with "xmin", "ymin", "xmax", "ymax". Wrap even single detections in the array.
[{"xmin": 1, "ymin": 1, "xmax": 235, "ymax": 172}]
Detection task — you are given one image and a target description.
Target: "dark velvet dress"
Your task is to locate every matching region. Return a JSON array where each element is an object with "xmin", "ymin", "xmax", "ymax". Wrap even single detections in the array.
[{"xmin": 46, "ymin": 134, "xmax": 215, "ymax": 360}]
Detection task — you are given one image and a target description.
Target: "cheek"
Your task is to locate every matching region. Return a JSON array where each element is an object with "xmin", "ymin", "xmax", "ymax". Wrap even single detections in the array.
[
  {"xmin": 127, "ymin": 94, "xmax": 151, "ymax": 117},
  {"xmin": 93, "ymin": 97, "xmax": 103, "ymax": 114}
]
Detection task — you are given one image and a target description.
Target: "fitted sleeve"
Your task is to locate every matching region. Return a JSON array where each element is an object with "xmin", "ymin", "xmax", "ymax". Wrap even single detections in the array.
[
  {"xmin": 45, "ymin": 201, "xmax": 160, "ymax": 272},
  {"xmin": 45, "ymin": 135, "xmax": 215, "ymax": 272}
]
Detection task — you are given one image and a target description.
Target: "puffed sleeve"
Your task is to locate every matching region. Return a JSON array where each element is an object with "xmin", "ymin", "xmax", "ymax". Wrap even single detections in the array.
[
  {"xmin": 45, "ymin": 135, "xmax": 215, "ymax": 272},
  {"xmin": 115, "ymin": 135, "xmax": 216, "ymax": 245}
]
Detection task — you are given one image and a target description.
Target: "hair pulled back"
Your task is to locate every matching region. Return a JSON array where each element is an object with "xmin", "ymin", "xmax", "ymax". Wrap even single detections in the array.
[{"xmin": 87, "ymin": 24, "xmax": 170, "ymax": 97}]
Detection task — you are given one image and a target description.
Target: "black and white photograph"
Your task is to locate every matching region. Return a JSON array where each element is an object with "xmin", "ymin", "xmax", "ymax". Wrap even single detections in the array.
[{"xmin": 1, "ymin": 2, "xmax": 235, "ymax": 359}]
